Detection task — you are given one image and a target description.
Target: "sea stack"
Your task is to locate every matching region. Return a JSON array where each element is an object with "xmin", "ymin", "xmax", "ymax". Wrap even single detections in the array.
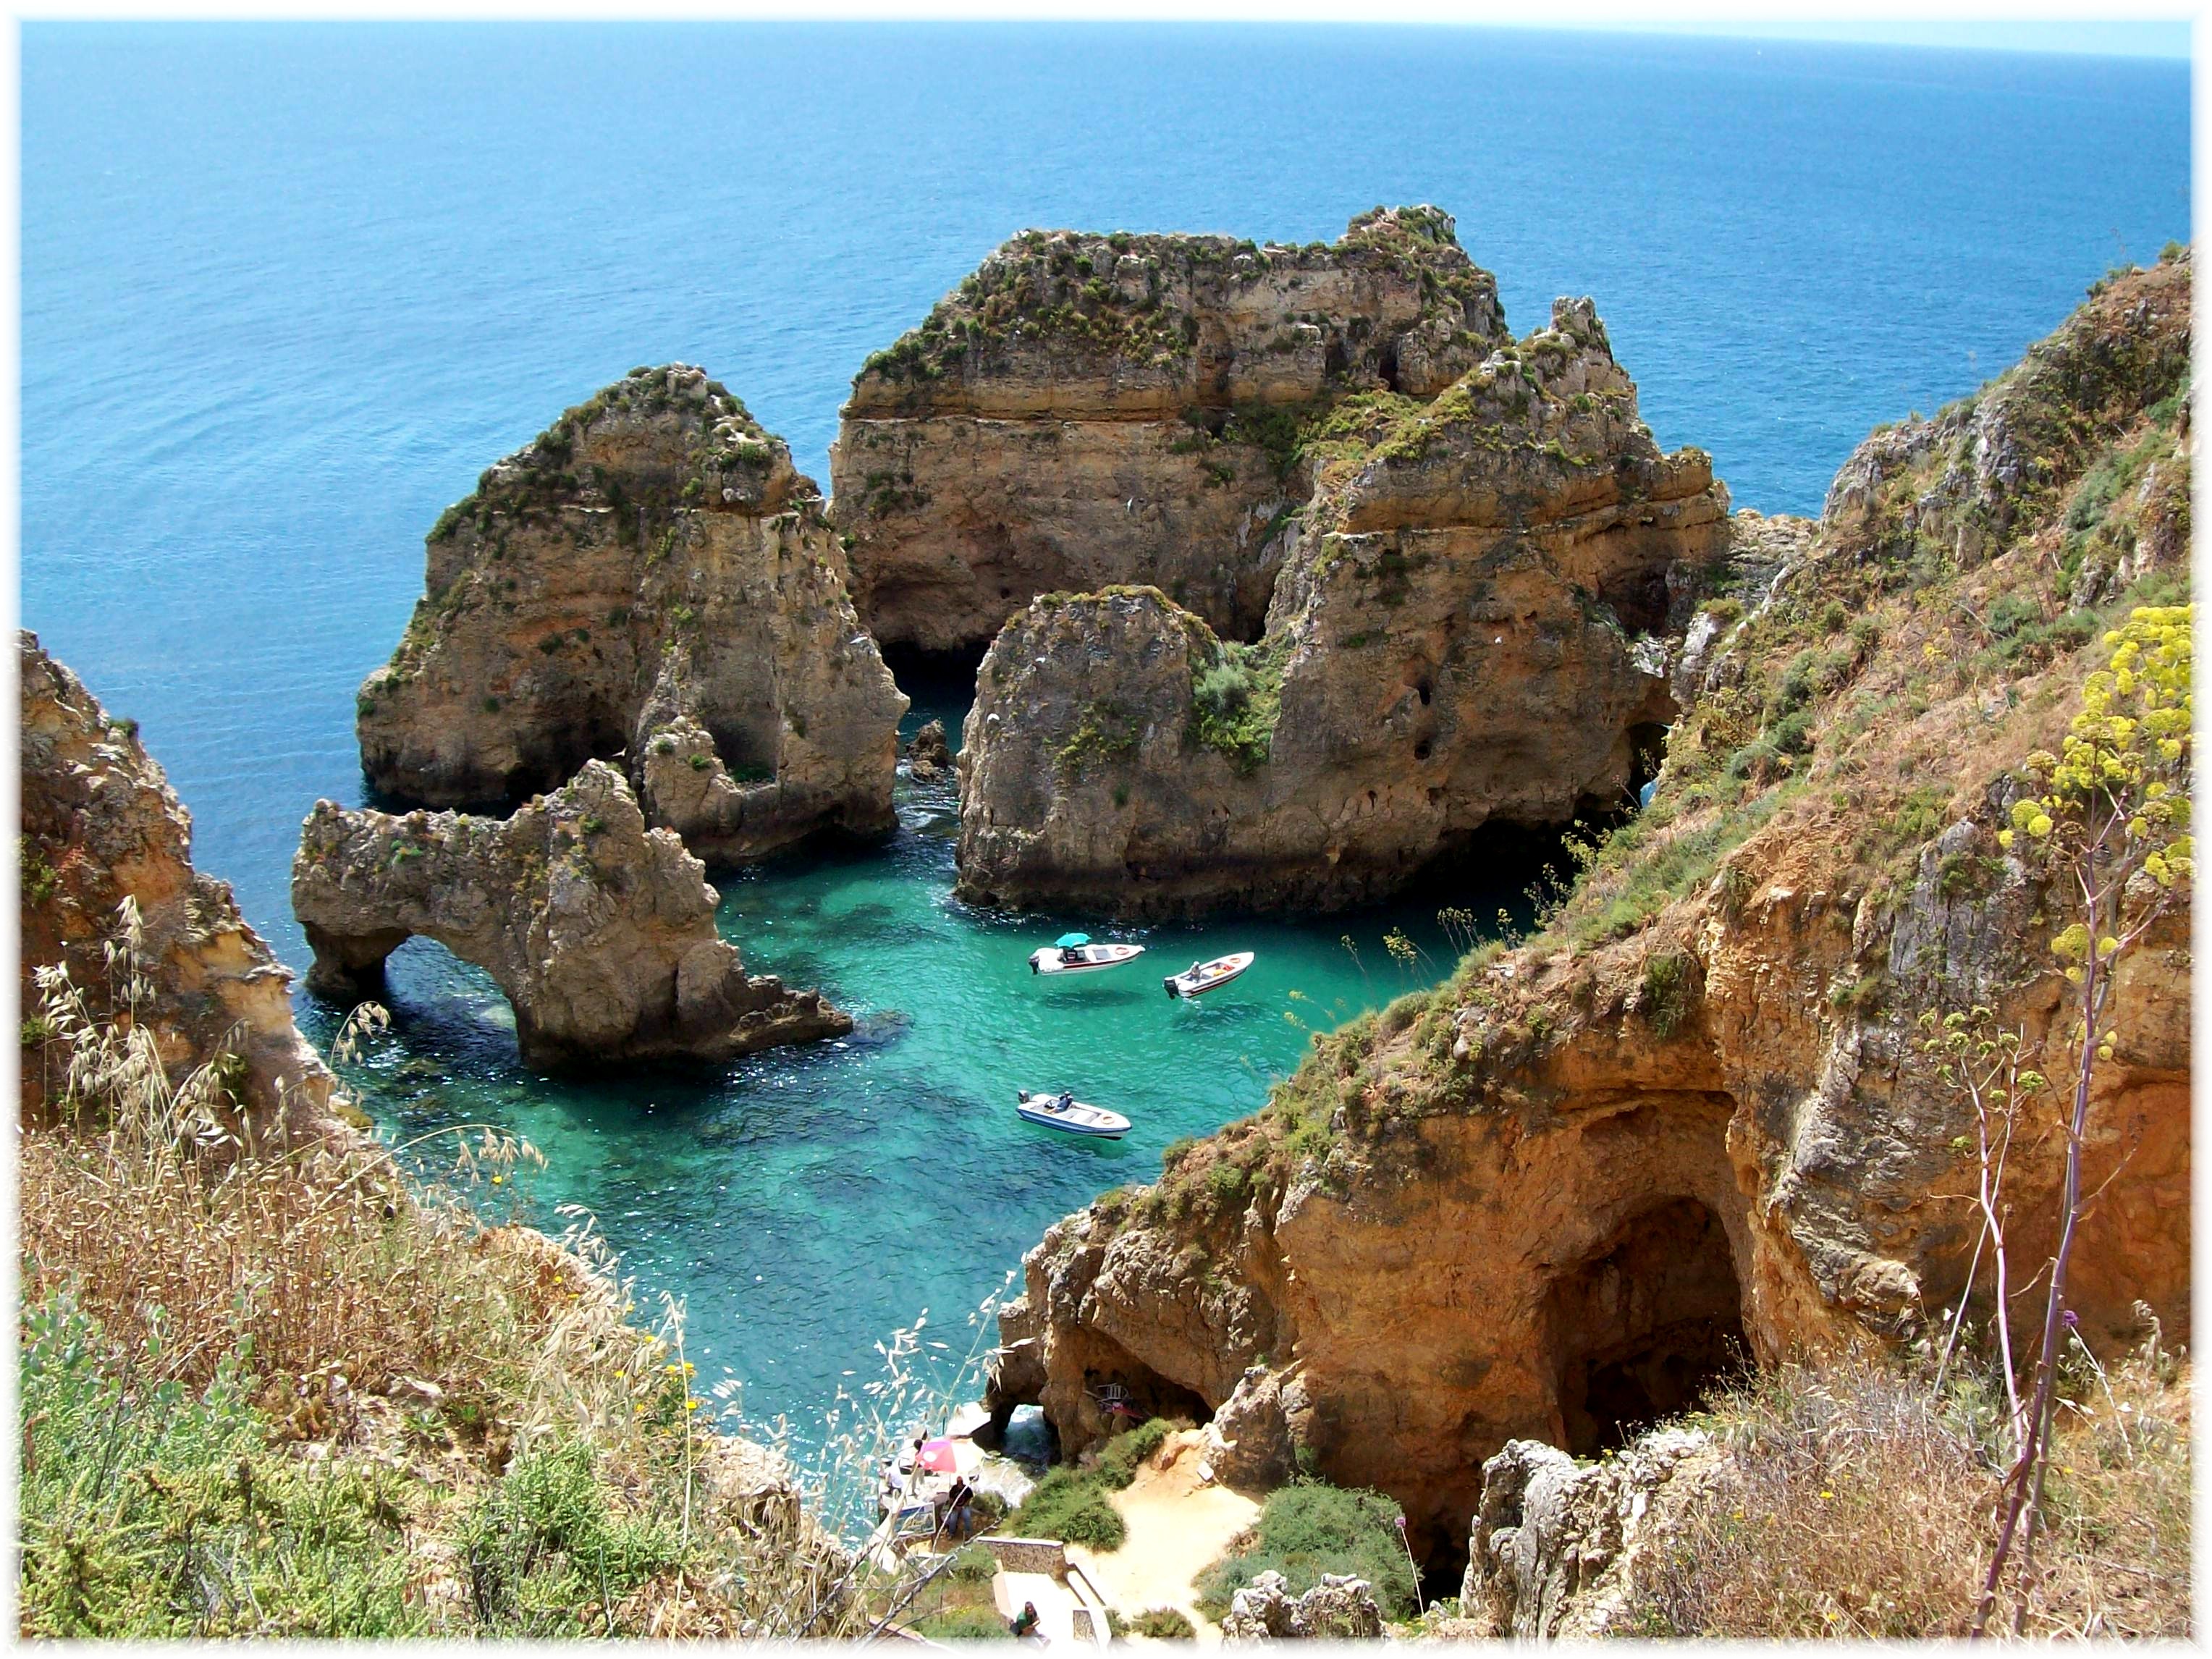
[
  {"xmin": 357, "ymin": 365, "xmax": 908, "ymax": 864},
  {"xmin": 292, "ymin": 761, "xmax": 851, "ymax": 1066},
  {"xmin": 954, "ymin": 297, "xmax": 1729, "ymax": 917},
  {"xmin": 832, "ymin": 206, "xmax": 1508, "ymax": 651}
]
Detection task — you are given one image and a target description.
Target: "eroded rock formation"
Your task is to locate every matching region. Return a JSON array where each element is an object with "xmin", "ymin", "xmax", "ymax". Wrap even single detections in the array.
[
  {"xmin": 832, "ymin": 206, "xmax": 1507, "ymax": 651},
  {"xmin": 358, "ymin": 365, "xmax": 906, "ymax": 863},
  {"xmin": 1460, "ymin": 1430, "xmax": 1723, "ymax": 1638},
  {"xmin": 982, "ymin": 258, "xmax": 2192, "ymax": 1561},
  {"xmin": 292, "ymin": 761, "xmax": 848, "ymax": 1065},
  {"xmin": 1221, "ymin": 1571, "xmax": 1384, "ymax": 1641},
  {"xmin": 955, "ymin": 297, "xmax": 1728, "ymax": 916},
  {"xmin": 20, "ymin": 632, "xmax": 336, "ymax": 1134}
]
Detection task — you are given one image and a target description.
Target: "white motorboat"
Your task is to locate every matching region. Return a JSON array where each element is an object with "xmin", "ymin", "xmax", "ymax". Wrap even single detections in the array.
[
  {"xmin": 1015, "ymin": 1089, "xmax": 1131, "ymax": 1139},
  {"xmin": 1162, "ymin": 951, "xmax": 1255, "ymax": 998},
  {"xmin": 1030, "ymin": 934, "xmax": 1147, "ymax": 975}
]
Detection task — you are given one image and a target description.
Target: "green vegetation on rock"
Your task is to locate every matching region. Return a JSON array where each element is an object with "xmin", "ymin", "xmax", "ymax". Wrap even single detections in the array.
[
  {"xmin": 1189, "ymin": 640, "xmax": 1286, "ymax": 774},
  {"xmin": 1193, "ymin": 1481, "xmax": 1419, "ymax": 1622}
]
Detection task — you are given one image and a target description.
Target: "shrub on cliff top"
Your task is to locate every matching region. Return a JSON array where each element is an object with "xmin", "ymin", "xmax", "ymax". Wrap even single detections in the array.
[{"xmin": 1194, "ymin": 1480, "xmax": 1418, "ymax": 1622}]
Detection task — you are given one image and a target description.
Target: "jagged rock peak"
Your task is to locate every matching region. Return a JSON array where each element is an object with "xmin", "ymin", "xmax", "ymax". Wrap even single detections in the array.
[
  {"xmin": 358, "ymin": 366, "xmax": 906, "ymax": 861},
  {"xmin": 291, "ymin": 761, "xmax": 851, "ymax": 1066},
  {"xmin": 20, "ymin": 631, "xmax": 337, "ymax": 1136}
]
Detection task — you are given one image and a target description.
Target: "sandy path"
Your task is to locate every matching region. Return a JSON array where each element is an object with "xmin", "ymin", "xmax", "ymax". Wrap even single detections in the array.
[{"xmin": 1068, "ymin": 1435, "xmax": 1259, "ymax": 1646}]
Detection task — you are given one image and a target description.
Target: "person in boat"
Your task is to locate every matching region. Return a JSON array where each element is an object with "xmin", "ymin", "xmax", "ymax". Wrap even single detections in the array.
[
  {"xmin": 1055, "ymin": 1090, "xmax": 1074, "ymax": 1113},
  {"xmin": 1060, "ymin": 944, "xmax": 1085, "ymax": 965}
]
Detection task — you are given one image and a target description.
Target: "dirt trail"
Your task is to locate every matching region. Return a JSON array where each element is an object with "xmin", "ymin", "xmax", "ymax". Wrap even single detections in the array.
[{"xmin": 1068, "ymin": 1434, "xmax": 1259, "ymax": 1645}]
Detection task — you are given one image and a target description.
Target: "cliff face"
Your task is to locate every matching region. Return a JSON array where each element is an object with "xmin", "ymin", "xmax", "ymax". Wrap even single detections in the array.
[
  {"xmin": 20, "ymin": 633, "xmax": 335, "ymax": 1134},
  {"xmin": 292, "ymin": 761, "xmax": 850, "ymax": 1066},
  {"xmin": 831, "ymin": 206, "xmax": 1508, "ymax": 651},
  {"xmin": 984, "ymin": 257, "xmax": 2192, "ymax": 1558},
  {"xmin": 955, "ymin": 298, "xmax": 1728, "ymax": 918},
  {"xmin": 358, "ymin": 365, "xmax": 907, "ymax": 864}
]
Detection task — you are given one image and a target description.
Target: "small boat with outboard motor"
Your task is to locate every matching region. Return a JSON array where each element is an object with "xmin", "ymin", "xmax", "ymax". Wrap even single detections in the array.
[
  {"xmin": 1029, "ymin": 932, "xmax": 1147, "ymax": 976},
  {"xmin": 1014, "ymin": 1089, "xmax": 1131, "ymax": 1138},
  {"xmin": 1163, "ymin": 951, "xmax": 1255, "ymax": 998}
]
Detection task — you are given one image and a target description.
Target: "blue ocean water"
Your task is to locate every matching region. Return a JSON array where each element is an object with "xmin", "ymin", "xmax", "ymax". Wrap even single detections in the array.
[{"xmin": 22, "ymin": 24, "xmax": 2188, "ymax": 1441}]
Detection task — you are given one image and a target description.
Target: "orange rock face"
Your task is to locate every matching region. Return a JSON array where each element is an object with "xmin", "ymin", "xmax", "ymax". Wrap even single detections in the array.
[{"xmin": 984, "ymin": 256, "xmax": 2193, "ymax": 1565}]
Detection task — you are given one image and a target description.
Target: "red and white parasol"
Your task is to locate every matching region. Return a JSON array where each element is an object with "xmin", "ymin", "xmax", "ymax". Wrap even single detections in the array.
[{"xmin": 915, "ymin": 1435, "xmax": 984, "ymax": 1476}]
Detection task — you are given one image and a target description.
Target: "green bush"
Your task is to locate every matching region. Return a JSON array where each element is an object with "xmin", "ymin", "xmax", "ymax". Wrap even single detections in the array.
[
  {"xmin": 1099, "ymin": 1415, "xmax": 1175, "ymax": 1484},
  {"xmin": 1189, "ymin": 643, "xmax": 1286, "ymax": 774},
  {"xmin": 1006, "ymin": 1468, "xmax": 1127, "ymax": 1550},
  {"xmin": 915, "ymin": 1605, "xmax": 1016, "ymax": 1640},
  {"xmin": 1134, "ymin": 1605, "xmax": 1196, "ymax": 1637},
  {"xmin": 1193, "ymin": 1481, "xmax": 1418, "ymax": 1622},
  {"xmin": 1192, "ymin": 659, "xmax": 1252, "ymax": 722},
  {"xmin": 1769, "ymin": 709, "xmax": 1815, "ymax": 757},
  {"xmin": 1640, "ymin": 950, "xmax": 1696, "ymax": 1038},
  {"xmin": 457, "ymin": 1441, "xmax": 686, "ymax": 1636}
]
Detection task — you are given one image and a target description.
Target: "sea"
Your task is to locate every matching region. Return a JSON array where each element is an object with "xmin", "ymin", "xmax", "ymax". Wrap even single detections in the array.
[{"xmin": 21, "ymin": 22, "xmax": 2189, "ymax": 1466}]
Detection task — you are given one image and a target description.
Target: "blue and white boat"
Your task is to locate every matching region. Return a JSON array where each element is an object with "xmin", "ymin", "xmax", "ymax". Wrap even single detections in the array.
[
  {"xmin": 1015, "ymin": 1089, "xmax": 1131, "ymax": 1139},
  {"xmin": 1029, "ymin": 932, "xmax": 1147, "ymax": 976}
]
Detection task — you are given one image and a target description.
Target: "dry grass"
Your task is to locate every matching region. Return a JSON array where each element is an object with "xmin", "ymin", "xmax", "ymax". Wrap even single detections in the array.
[
  {"xmin": 1631, "ymin": 1347, "xmax": 2190, "ymax": 1639},
  {"xmin": 14, "ymin": 950, "xmax": 896, "ymax": 1637},
  {"xmin": 21, "ymin": 963, "xmax": 662, "ymax": 1464}
]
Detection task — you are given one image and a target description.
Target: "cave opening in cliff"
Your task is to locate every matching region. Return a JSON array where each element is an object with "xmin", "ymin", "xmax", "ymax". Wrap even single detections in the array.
[
  {"xmin": 880, "ymin": 641, "xmax": 987, "ymax": 729},
  {"xmin": 1544, "ymin": 1196, "xmax": 1747, "ymax": 1456}
]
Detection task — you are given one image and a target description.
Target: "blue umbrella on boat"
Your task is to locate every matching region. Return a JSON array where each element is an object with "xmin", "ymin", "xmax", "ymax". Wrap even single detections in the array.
[{"xmin": 1055, "ymin": 932, "xmax": 1090, "ymax": 948}]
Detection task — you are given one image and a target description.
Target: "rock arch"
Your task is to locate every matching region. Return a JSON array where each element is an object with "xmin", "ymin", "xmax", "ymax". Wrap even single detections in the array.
[{"xmin": 292, "ymin": 762, "xmax": 848, "ymax": 1067}]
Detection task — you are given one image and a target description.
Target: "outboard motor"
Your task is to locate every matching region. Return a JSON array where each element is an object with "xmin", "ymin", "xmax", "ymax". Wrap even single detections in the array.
[{"xmin": 1162, "ymin": 976, "xmax": 1180, "ymax": 999}]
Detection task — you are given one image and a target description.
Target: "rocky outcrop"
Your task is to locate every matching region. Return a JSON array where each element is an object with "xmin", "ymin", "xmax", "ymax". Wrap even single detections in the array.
[
  {"xmin": 358, "ymin": 366, "xmax": 906, "ymax": 862},
  {"xmin": 832, "ymin": 206, "xmax": 1507, "ymax": 651},
  {"xmin": 1823, "ymin": 252, "xmax": 2191, "ymax": 570},
  {"xmin": 1459, "ymin": 1430, "xmax": 1722, "ymax": 1638},
  {"xmin": 1202, "ymin": 1364, "xmax": 1299, "ymax": 1491},
  {"xmin": 955, "ymin": 297, "xmax": 1728, "ymax": 917},
  {"xmin": 292, "ymin": 761, "xmax": 848, "ymax": 1065},
  {"xmin": 1221, "ymin": 1571, "xmax": 1384, "ymax": 1641},
  {"xmin": 982, "ymin": 261, "xmax": 2192, "ymax": 1561},
  {"xmin": 19, "ymin": 633, "xmax": 336, "ymax": 1135},
  {"xmin": 906, "ymin": 718, "xmax": 950, "ymax": 782}
]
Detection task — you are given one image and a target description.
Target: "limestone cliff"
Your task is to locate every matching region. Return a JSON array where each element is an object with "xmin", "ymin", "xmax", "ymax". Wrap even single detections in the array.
[
  {"xmin": 20, "ymin": 633, "xmax": 336, "ymax": 1134},
  {"xmin": 292, "ymin": 761, "xmax": 849, "ymax": 1066},
  {"xmin": 358, "ymin": 365, "xmax": 906, "ymax": 863},
  {"xmin": 955, "ymin": 297, "xmax": 1728, "ymax": 917},
  {"xmin": 832, "ymin": 206, "xmax": 1507, "ymax": 651},
  {"xmin": 983, "ymin": 256, "xmax": 2192, "ymax": 1559}
]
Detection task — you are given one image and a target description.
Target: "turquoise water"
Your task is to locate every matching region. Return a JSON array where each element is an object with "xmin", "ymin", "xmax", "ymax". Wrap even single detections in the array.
[
  {"xmin": 342, "ymin": 675, "xmax": 1533, "ymax": 1418},
  {"xmin": 21, "ymin": 23, "xmax": 2189, "ymax": 1443}
]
